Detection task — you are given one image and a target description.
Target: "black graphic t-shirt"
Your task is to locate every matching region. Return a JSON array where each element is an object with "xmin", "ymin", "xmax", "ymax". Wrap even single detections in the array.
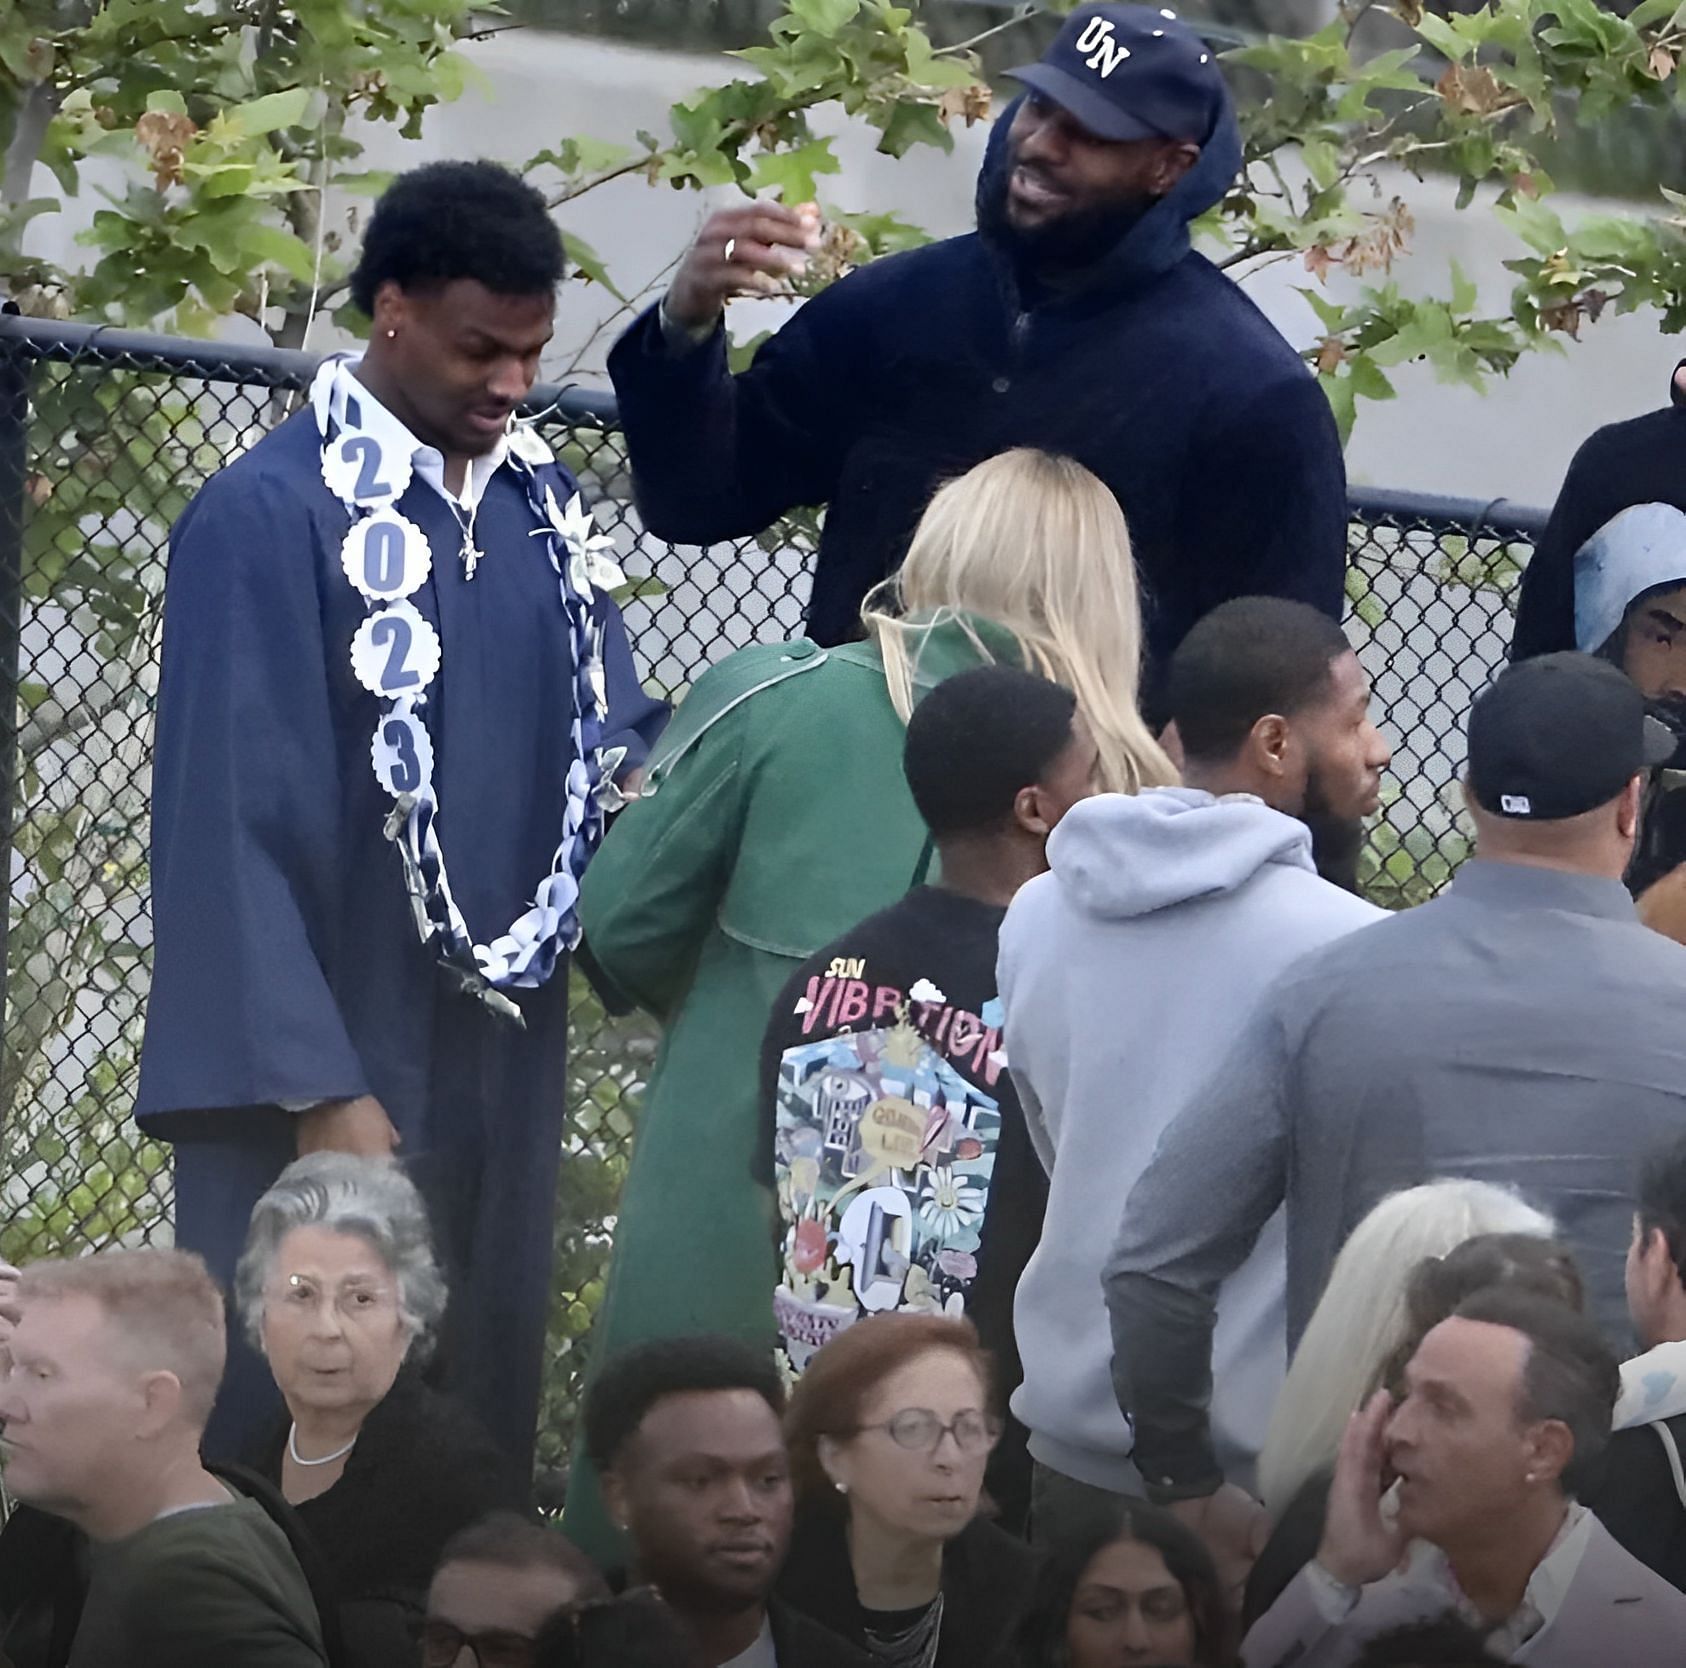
[{"xmin": 759, "ymin": 887, "xmax": 1047, "ymax": 1384}]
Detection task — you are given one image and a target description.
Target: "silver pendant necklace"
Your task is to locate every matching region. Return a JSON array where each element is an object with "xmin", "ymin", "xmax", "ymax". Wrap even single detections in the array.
[{"xmin": 452, "ymin": 496, "xmax": 485, "ymax": 580}]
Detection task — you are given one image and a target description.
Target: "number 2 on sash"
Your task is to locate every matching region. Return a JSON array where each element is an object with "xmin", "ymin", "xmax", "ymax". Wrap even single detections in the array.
[
  {"xmin": 344, "ymin": 436, "xmax": 391, "ymax": 501},
  {"xmin": 372, "ymin": 614, "xmax": 421, "ymax": 691}
]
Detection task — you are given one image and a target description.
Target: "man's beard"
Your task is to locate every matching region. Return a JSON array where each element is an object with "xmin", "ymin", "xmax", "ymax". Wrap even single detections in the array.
[
  {"xmin": 1301, "ymin": 767, "xmax": 1365, "ymax": 895},
  {"xmin": 982, "ymin": 155, "xmax": 1156, "ymax": 276}
]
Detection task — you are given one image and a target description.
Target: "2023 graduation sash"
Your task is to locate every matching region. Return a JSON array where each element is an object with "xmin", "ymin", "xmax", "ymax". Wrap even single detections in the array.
[{"xmin": 310, "ymin": 356, "xmax": 627, "ymax": 1019}]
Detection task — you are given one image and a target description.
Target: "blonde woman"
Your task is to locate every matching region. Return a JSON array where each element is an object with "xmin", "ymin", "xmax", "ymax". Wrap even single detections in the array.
[{"xmin": 566, "ymin": 449, "xmax": 1175, "ymax": 1557}]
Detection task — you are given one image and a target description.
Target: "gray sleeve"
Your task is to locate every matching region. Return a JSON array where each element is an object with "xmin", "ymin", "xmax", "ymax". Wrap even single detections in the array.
[{"xmin": 1103, "ymin": 1000, "xmax": 1291, "ymax": 1501}]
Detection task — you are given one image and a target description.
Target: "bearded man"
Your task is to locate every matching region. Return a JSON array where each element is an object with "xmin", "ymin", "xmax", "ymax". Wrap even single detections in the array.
[{"xmin": 605, "ymin": 3, "xmax": 1346, "ymax": 674}]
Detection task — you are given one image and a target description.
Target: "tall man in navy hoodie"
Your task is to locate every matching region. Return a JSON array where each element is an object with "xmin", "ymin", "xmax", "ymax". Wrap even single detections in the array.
[{"xmin": 608, "ymin": 4, "xmax": 1346, "ymax": 668}]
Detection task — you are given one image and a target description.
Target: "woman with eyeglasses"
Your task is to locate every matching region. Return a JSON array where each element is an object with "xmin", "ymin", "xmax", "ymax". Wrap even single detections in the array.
[
  {"xmin": 234, "ymin": 1154, "xmax": 524, "ymax": 1667},
  {"xmin": 780, "ymin": 1313, "xmax": 1037, "ymax": 1668}
]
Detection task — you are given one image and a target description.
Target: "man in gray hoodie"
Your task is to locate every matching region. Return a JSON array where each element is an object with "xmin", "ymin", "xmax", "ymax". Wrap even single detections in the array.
[{"xmin": 999, "ymin": 596, "xmax": 1391, "ymax": 1546}]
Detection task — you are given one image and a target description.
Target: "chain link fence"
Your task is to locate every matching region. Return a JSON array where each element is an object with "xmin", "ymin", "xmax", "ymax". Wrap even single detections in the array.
[{"xmin": 0, "ymin": 310, "xmax": 1545, "ymax": 1483}]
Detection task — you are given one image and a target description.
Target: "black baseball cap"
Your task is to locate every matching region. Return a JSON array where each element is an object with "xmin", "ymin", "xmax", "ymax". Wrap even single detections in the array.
[
  {"xmin": 1007, "ymin": 3, "xmax": 1226, "ymax": 146},
  {"xmin": 1466, "ymin": 652, "xmax": 1675, "ymax": 821}
]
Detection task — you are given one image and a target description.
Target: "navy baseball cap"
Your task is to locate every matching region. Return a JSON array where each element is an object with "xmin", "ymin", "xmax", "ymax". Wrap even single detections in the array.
[
  {"xmin": 1466, "ymin": 653, "xmax": 1675, "ymax": 821},
  {"xmin": 1007, "ymin": 3, "xmax": 1225, "ymax": 145}
]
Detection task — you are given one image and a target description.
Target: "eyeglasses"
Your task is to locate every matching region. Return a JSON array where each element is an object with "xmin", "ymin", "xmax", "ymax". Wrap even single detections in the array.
[
  {"xmin": 857, "ymin": 1407, "xmax": 1002, "ymax": 1455},
  {"xmin": 265, "ymin": 1273, "xmax": 399, "ymax": 1326},
  {"xmin": 417, "ymin": 1619, "xmax": 540, "ymax": 1668},
  {"xmin": 416, "ymin": 1591, "xmax": 657, "ymax": 1668}
]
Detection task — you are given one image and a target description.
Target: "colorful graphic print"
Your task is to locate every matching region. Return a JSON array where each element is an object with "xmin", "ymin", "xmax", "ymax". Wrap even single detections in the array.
[{"xmin": 772, "ymin": 974, "xmax": 1005, "ymax": 1375}]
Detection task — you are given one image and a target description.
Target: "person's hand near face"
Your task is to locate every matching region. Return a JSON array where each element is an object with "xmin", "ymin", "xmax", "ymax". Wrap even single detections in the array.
[{"xmin": 1316, "ymin": 1389, "xmax": 1406, "ymax": 1590}]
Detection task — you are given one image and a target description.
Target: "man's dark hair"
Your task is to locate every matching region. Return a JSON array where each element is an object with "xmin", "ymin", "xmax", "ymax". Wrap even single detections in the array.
[
  {"xmin": 1165, "ymin": 596, "xmax": 1353, "ymax": 764},
  {"xmin": 1637, "ymin": 1131, "xmax": 1686, "ymax": 1292},
  {"xmin": 1355, "ymin": 1616, "xmax": 1508, "ymax": 1666},
  {"xmin": 1451, "ymin": 1286, "xmax": 1620, "ymax": 1498},
  {"xmin": 583, "ymin": 1335, "xmax": 785, "ymax": 1474},
  {"xmin": 349, "ymin": 161, "xmax": 565, "ymax": 316},
  {"xmin": 435, "ymin": 1510, "xmax": 608, "ymax": 1599},
  {"xmin": 903, "ymin": 665, "xmax": 1079, "ymax": 840}
]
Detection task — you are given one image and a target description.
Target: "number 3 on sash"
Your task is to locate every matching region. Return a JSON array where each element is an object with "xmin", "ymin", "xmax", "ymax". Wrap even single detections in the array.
[{"xmin": 371, "ymin": 711, "xmax": 435, "ymax": 799}]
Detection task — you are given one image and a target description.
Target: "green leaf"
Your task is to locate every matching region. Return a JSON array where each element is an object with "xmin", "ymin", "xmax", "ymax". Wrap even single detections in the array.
[
  {"xmin": 746, "ymin": 138, "xmax": 840, "ymax": 202},
  {"xmin": 1449, "ymin": 258, "xmax": 1477, "ymax": 315},
  {"xmin": 1347, "ymin": 354, "xmax": 1397, "ymax": 402},
  {"xmin": 561, "ymin": 230, "xmax": 625, "ymax": 300},
  {"xmin": 1320, "ymin": 369, "xmax": 1357, "ymax": 446},
  {"xmin": 225, "ymin": 87, "xmax": 311, "ymax": 138},
  {"xmin": 787, "ymin": 0, "xmax": 860, "ymax": 37},
  {"xmin": 873, "ymin": 99, "xmax": 951, "ymax": 160},
  {"xmin": 143, "ymin": 90, "xmax": 189, "ymax": 116},
  {"xmin": 1496, "ymin": 195, "xmax": 1568, "ymax": 256},
  {"xmin": 242, "ymin": 222, "xmax": 317, "ymax": 284},
  {"xmin": 1301, "ymin": 138, "xmax": 1339, "ymax": 194}
]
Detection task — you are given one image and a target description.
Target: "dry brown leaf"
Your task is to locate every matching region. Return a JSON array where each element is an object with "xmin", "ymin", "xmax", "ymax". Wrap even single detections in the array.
[
  {"xmin": 1649, "ymin": 43, "xmax": 1677, "ymax": 79},
  {"xmin": 1304, "ymin": 245, "xmax": 1338, "ymax": 283},
  {"xmin": 1436, "ymin": 63, "xmax": 1514, "ymax": 115},
  {"xmin": 1314, "ymin": 337, "xmax": 1348, "ymax": 374},
  {"xmin": 133, "ymin": 110, "xmax": 197, "ymax": 189}
]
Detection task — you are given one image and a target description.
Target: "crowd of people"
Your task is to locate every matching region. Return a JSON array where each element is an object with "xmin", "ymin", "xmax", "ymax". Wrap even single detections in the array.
[{"xmin": 13, "ymin": 0, "xmax": 1686, "ymax": 1661}]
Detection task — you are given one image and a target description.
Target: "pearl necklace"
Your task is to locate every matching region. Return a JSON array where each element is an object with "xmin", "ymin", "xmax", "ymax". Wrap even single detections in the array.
[{"xmin": 288, "ymin": 1422, "xmax": 357, "ymax": 1468}]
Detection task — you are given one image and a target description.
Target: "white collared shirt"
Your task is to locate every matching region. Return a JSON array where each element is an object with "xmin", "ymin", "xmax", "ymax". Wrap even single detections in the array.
[{"xmin": 1309, "ymin": 1502, "xmax": 1594, "ymax": 1655}]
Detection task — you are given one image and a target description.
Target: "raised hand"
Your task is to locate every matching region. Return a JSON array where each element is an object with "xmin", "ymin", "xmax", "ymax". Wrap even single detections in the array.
[
  {"xmin": 665, "ymin": 201, "xmax": 823, "ymax": 335},
  {"xmin": 1317, "ymin": 1388, "xmax": 1407, "ymax": 1589},
  {"xmin": 1169, "ymin": 1483, "xmax": 1271, "ymax": 1610}
]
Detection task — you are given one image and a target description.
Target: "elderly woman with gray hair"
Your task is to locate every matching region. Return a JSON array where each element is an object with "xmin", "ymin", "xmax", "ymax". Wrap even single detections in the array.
[{"xmin": 236, "ymin": 1153, "xmax": 524, "ymax": 1667}]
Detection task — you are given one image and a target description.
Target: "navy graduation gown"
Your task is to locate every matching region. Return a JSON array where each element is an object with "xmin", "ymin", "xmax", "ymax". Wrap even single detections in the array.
[{"xmin": 137, "ymin": 407, "xmax": 666, "ymax": 1470}]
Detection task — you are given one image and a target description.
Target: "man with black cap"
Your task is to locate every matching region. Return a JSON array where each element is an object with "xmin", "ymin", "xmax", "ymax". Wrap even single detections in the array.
[
  {"xmin": 607, "ymin": 3, "xmax": 1345, "ymax": 672},
  {"xmin": 1098, "ymin": 652, "xmax": 1686, "ymax": 1592}
]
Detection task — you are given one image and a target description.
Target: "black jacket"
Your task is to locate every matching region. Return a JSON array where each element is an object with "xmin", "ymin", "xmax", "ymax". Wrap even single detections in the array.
[
  {"xmin": 608, "ymin": 99, "xmax": 1345, "ymax": 668},
  {"xmin": 769, "ymin": 1599, "xmax": 875, "ymax": 1668},
  {"xmin": 1590, "ymin": 1416, "xmax": 1686, "ymax": 1594},
  {"xmin": 776, "ymin": 1507, "xmax": 1036, "ymax": 1668},
  {"xmin": 249, "ymin": 1374, "xmax": 524, "ymax": 1667}
]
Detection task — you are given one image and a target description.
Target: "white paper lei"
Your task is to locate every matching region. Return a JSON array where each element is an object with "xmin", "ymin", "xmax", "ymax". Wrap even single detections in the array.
[{"xmin": 310, "ymin": 356, "xmax": 628, "ymax": 1019}]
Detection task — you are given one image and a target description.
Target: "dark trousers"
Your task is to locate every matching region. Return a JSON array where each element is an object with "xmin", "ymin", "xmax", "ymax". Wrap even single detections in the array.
[{"xmin": 171, "ymin": 976, "xmax": 570, "ymax": 1482}]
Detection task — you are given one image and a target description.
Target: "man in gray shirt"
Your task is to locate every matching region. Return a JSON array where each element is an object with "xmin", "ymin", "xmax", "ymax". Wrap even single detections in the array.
[
  {"xmin": 0, "ymin": 1249, "xmax": 326, "ymax": 1668},
  {"xmin": 1105, "ymin": 654, "xmax": 1686, "ymax": 1547}
]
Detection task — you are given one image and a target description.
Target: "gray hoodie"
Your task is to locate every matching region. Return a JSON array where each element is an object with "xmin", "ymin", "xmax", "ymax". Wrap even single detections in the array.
[{"xmin": 998, "ymin": 787, "xmax": 1384, "ymax": 1493}]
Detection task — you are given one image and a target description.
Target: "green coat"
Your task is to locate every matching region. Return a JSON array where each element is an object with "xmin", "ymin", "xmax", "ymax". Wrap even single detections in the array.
[{"xmin": 565, "ymin": 619, "xmax": 996, "ymax": 1554}]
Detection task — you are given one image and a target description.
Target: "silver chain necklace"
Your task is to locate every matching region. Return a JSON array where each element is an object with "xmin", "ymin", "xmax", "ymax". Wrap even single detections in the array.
[{"xmin": 863, "ymin": 1591, "xmax": 944, "ymax": 1668}]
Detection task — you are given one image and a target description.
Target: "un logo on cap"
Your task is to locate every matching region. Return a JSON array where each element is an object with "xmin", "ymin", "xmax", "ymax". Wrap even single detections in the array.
[{"xmin": 1075, "ymin": 14, "xmax": 1133, "ymax": 77}]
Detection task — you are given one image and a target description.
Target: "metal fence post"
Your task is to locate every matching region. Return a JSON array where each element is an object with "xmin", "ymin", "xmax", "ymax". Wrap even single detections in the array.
[{"xmin": 0, "ymin": 314, "xmax": 33, "ymax": 1115}]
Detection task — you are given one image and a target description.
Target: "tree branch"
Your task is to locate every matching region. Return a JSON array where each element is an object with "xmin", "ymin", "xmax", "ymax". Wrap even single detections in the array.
[
  {"xmin": 3, "ymin": 84, "xmax": 63, "ymax": 209},
  {"xmin": 936, "ymin": 6, "xmax": 1043, "ymax": 57}
]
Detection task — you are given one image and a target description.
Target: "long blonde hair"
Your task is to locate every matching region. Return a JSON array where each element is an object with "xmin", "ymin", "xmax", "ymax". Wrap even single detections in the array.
[
  {"xmin": 861, "ymin": 449, "xmax": 1178, "ymax": 795},
  {"xmin": 1256, "ymin": 1179, "xmax": 1556, "ymax": 1516}
]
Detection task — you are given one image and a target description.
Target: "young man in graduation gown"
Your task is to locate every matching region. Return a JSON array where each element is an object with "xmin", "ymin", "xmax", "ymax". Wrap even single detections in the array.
[{"xmin": 135, "ymin": 161, "xmax": 667, "ymax": 1473}]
